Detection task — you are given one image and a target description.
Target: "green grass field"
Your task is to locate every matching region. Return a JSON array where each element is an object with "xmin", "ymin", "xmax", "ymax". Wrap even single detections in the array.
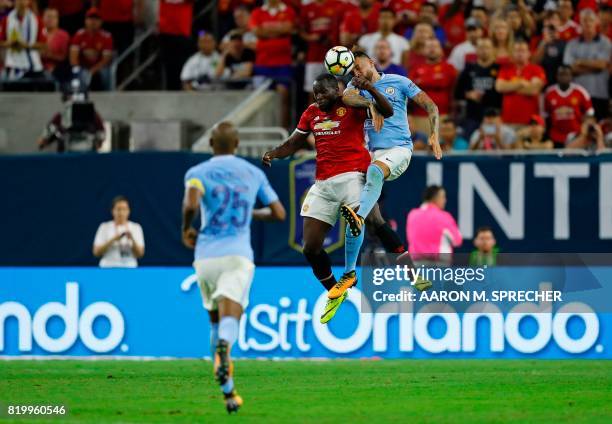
[{"xmin": 0, "ymin": 360, "xmax": 610, "ymax": 423}]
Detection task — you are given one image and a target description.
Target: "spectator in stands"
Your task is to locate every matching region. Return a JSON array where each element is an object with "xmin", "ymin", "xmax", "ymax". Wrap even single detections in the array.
[
  {"xmin": 544, "ymin": 65, "xmax": 594, "ymax": 148},
  {"xmin": 93, "ymin": 195, "xmax": 145, "ymax": 268},
  {"xmin": 440, "ymin": 0, "xmax": 468, "ymax": 49},
  {"xmin": 469, "ymin": 226, "xmax": 498, "ymax": 267},
  {"xmin": 404, "ymin": 2, "xmax": 447, "ymax": 47},
  {"xmin": 181, "ymin": 31, "xmax": 220, "ymax": 91},
  {"xmin": 406, "ymin": 185, "xmax": 462, "ymax": 266},
  {"xmin": 48, "ymin": 0, "xmax": 86, "ymax": 35},
  {"xmin": 455, "ymin": 37, "xmax": 501, "ymax": 138},
  {"xmin": 299, "ymin": 0, "xmax": 341, "ymax": 103},
  {"xmin": 439, "ymin": 117, "xmax": 469, "ymax": 151},
  {"xmin": 601, "ymin": 3, "xmax": 612, "ymax": 40},
  {"xmin": 409, "ymin": 37, "xmax": 457, "ymax": 135},
  {"xmin": 41, "ymin": 8, "xmax": 70, "ymax": 79},
  {"xmin": 490, "ymin": 17, "xmax": 513, "ymax": 66},
  {"xmin": 469, "ymin": 107, "xmax": 516, "ymax": 150},
  {"xmin": 98, "ymin": 0, "xmax": 144, "ymax": 55},
  {"xmin": 405, "ymin": 22, "xmax": 434, "ymax": 73},
  {"xmin": 557, "ymin": 0, "xmax": 581, "ymax": 42},
  {"xmin": 374, "ymin": 38, "xmax": 406, "ymax": 76},
  {"xmin": 70, "ymin": 8, "xmax": 113, "ymax": 91},
  {"xmin": 358, "ymin": 7, "xmax": 410, "ymax": 66},
  {"xmin": 533, "ymin": 11, "xmax": 566, "ymax": 87},
  {"xmin": 516, "ymin": 115, "xmax": 554, "ymax": 150},
  {"xmin": 220, "ymin": 5, "xmax": 256, "ymax": 52},
  {"xmin": 495, "ymin": 39, "xmax": 546, "ymax": 128},
  {"xmin": 469, "ymin": 5, "xmax": 489, "ymax": 31},
  {"xmin": 158, "ymin": 0, "xmax": 194, "ymax": 90},
  {"xmin": 448, "ymin": 17, "xmax": 483, "ymax": 72},
  {"xmin": 566, "ymin": 112, "xmax": 606, "ymax": 151},
  {"xmin": 563, "ymin": 9, "xmax": 611, "ymax": 120},
  {"xmin": 599, "ymin": 100, "xmax": 612, "ymax": 146},
  {"xmin": 218, "ymin": 0, "xmax": 257, "ymax": 37},
  {"xmin": 215, "ymin": 30, "xmax": 254, "ymax": 89},
  {"xmin": 0, "ymin": 0, "xmax": 46, "ymax": 81},
  {"xmin": 505, "ymin": 2, "xmax": 535, "ymax": 40},
  {"xmin": 249, "ymin": 0, "xmax": 296, "ymax": 129},
  {"xmin": 384, "ymin": 0, "xmax": 421, "ymax": 35},
  {"xmin": 340, "ymin": 0, "xmax": 380, "ymax": 47},
  {"xmin": 0, "ymin": 0, "xmax": 12, "ymax": 21}
]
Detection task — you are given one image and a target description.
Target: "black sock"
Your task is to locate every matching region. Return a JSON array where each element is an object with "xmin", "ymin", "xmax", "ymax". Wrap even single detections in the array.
[
  {"xmin": 375, "ymin": 223, "xmax": 406, "ymax": 254},
  {"xmin": 303, "ymin": 249, "xmax": 337, "ymax": 290}
]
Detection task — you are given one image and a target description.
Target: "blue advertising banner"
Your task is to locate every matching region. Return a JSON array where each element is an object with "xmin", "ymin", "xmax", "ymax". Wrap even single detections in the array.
[{"xmin": 1, "ymin": 267, "xmax": 609, "ymax": 359}]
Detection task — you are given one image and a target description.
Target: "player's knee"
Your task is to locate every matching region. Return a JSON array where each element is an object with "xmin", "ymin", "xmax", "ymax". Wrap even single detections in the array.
[
  {"xmin": 302, "ymin": 241, "xmax": 323, "ymax": 257},
  {"xmin": 366, "ymin": 163, "xmax": 386, "ymax": 185}
]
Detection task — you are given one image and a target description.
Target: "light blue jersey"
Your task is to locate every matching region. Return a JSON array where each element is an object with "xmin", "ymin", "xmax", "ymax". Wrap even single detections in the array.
[
  {"xmin": 348, "ymin": 73, "xmax": 421, "ymax": 151},
  {"xmin": 184, "ymin": 155, "xmax": 279, "ymax": 261}
]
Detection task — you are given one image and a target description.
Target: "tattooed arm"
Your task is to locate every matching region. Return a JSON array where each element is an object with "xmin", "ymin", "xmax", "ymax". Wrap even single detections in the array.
[{"xmin": 413, "ymin": 91, "xmax": 442, "ymax": 160}]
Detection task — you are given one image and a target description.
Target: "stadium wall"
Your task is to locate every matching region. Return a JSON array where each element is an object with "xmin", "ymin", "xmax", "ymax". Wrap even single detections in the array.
[
  {"xmin": 0, "ymin": 267, "xmax": 609, "ymax": 359},
  {"xmin": 0, "ymin": 153, "xmax": 610, "ymax": 266}
]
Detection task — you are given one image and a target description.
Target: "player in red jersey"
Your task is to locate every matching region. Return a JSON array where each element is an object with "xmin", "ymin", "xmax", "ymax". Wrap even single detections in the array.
[
  {"xmin": 262, "ymin": 73, "xmax": 393, "ymax": 323},
  {"xmin": 544, "ymin": 65, "xmax": 594, "ymax": 147}
]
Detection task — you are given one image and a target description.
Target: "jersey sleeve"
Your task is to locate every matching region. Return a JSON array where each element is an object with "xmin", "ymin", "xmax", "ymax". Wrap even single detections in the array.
[
  {"xmin": 257, "ymin": 170, "xmax": 279, "ymax": 206},
  {"xmin": 401, "ymin": 77, "xmax": 422, "ymax": 99},
  {"xmin": 93, "ymin": 223, "xmax": 107, "ymax": 247},
  {"xmin": 296, "ymin": 108, "xmax": 312, "ymax": 134},
  {"xmin": 184, "ymin": 167, "xmax": 205, "ymax": 194},
  {"xmin": 248, "ymin": 9, "xmax": 261, "ymax": 30}
]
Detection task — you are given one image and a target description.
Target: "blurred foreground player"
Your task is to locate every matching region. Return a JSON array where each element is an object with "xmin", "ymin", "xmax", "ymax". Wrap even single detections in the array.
[
  {"xmin": 182, "ymin": 121, "xmax": 286, "ymax": 413},
  {"xmin": 262, "ymin": 73, "xmax": 392, "ymax": 323}
]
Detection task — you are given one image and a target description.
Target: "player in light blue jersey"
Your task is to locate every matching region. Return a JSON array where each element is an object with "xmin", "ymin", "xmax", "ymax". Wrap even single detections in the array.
[
  {"xmin": 182, "ymin": 121, "xmax": 286, "ymax": 414},
  {"xmin": 334, "ymin": 51, "xmax": 443, "ymax": 297}
]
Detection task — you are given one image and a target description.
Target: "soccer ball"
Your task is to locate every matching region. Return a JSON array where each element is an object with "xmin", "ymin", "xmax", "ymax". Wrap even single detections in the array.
[{"xmin": 324, "ymin": 46, "xmax": 355, "ymax": 76}]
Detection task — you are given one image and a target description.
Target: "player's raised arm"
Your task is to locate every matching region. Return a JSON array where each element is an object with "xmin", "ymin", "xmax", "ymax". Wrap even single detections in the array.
[
  {"xmin": 261, "ymin": 130, "xmax": 309, "ymax": 166},
  {"xmin": 413, "ymin": 91, "xmax": 442, "ymax": 160},
  {"xmin": 350, "ymin": 76, "xmax": 394, "ymax": 119},
  {"xmin": 342, "ymin": 87, "xmax": 385, "ymax": 132}
]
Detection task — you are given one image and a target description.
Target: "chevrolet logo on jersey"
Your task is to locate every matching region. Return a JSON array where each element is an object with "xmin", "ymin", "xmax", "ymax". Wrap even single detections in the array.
[{"xmin": 313, "ymin": 120, "xmax": 340, "ymax": 131}]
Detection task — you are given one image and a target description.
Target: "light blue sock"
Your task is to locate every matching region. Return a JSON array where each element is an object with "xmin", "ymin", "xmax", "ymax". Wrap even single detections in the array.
[
  {"xmin": 345, "ymin": 223, "xmax": 365, "ymax": 274},
  {"xmin": 358, "ymin": 164, "xmax": 385, "ymax": 219},
  {"xmin": 221, "ymin": 377, "xmax": 234, "ymax": 394},
  {"xmin": 218, "ymin": 316, "xmax": 239, "ymax": 346},
  {"xmin": 210, "ymin": 323, "xmax": 219, "ymax": 359}
]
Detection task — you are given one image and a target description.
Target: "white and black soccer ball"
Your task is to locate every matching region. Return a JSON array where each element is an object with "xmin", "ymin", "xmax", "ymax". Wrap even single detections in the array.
[{"xmin": 324, "ymin": 46, "xmax": 355, "ymax": 76}]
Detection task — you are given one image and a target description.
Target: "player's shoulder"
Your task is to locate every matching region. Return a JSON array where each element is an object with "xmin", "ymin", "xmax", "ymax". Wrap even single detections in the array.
[{"xmin": 570, "ymin": 83, "xmax": 591, "ymax": 99}]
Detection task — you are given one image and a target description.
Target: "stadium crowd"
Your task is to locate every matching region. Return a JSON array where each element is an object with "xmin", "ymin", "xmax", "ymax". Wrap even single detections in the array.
[{"xmin": 0, "ymin": 0, "xmax": 610, "ymax": 151}]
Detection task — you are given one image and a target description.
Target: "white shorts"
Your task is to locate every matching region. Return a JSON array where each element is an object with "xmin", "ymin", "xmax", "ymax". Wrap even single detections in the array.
[
  {"xmin": 304, "ymin": 62, "xmax": 327, "ymax": 92},
  {"xmin": 193, "ymin": 255, "xmax": 255, "ymax": 311},
  {"xmin": 371, "ymin": 146, "xmax": 413, "ymax": 181},
  {"xmin": 301, "ymin": 171, "xmax": 365, "ymax": 226}
]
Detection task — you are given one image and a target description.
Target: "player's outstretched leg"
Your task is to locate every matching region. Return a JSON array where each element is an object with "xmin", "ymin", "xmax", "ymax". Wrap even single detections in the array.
[
  {"xmin": 328, "ymin": 221, "xmax": 364, "ymax": 300},
  {"xmin": 344, "ymin": 163, "xmax": 386, "ymax": 237},
  {"xmin": 215, "ymin": 300, "xmax": 244, "ymax": 414}
]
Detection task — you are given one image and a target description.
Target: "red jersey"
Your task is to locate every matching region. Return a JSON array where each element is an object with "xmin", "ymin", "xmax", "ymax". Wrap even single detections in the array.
[
  {"xmin": 99, "ymin": 0, "xmax": 134, "ymax": 23},
  {"xmin": 42, "ymin": 28, "xmax": 70, "ymax": 71},
  {"xmin": 544, "ymin": 83, "xmax": 594, "ymax": 145},
  {"xmin": 249, "ymin": 2, "xmax": 296, "ymax": 66},
  {"xmin": 301, "ymin": 0, "xmax": 341, "ymax": 63},
  {"xmin": 384, "ymin": 0, "xmax": 422, "ymax": 33},
  {"xmin": 439, "ymin": 4, "xmax": 466, "ymax": 48},
  {"xmin": 158, "ymin": 0, "xmax": 193, "ymax": 37},
  {"xmin": 558, "ymin": 19, "xmax": 581, "ymax": 42},
  {"xmin": 48, "ymin": 0, "xmax": 83, "ymax": 16},
  {"xmin": 341, "ymin": 2, "xmax": 380, "ymax": 36},
  {"xmin": 409, "ymin": 61, "xmax": 457, "ymax": 116},
  {"xmin": 498, "ymin": 63, "xmax": 546, "ymax": 125},
  {"xmin": 70, "ymin": 29, "xmax": 113, "ymax": 69},
  {"xmin": 296, "ymin": 101, "xmax": 371, "ymax": 180}
]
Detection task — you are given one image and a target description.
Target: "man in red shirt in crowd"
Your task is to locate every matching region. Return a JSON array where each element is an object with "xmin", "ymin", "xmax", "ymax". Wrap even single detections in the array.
[
  {"xmin": 409, "ymin": 38, "xmax": 457, "ymax": 135},
  {"xmin": 41, "ymin": 8, "xmax": 70, "ymax": 79},
  {"xmin": 340, "ymin": 0, "xmax": 380, "ymax": 47},
  {"xmin": 300, "ymin": 0, "xmax": 341, "ymax": 103},
  {"xmin": 544, "ymin": 65, "xmax": 594, "ymax": 147},
  {"xmin": 48, "ymin": 0, "xmax": 86, "ymax": 35},
  {"xmin": 384, "ymin": 0, "xmax": 423, "ymax": 35},
  {"xmin": 70, "ymin": 8, "xmax": 113, "ymax": 90},
  {"xmin": 557, "ymin": 0, "xmax": 581, "ymax": 41},
  {"xmin": 158, "ymin": 0, "xmax": 193, "ymax": 90},
  {"xmin": 495, "ymin": 40, "xmax": 546, "ymax": 127},
  {"xmin": 249, "ymin": 0, "xmax": 296, "ymax": 128},
  {"xmin": 97, "ymin": 0, "xmax": 143, "ymax": 55}
]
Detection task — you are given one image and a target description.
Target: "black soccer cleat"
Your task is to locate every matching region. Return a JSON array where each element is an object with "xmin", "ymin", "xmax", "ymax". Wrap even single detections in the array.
[
  {"xmin": 340, "ymin": 204, "xmax": 364, "ymax": 237},
  {"xmin": 224, "ymin": 390, "xmax": 243, "ymax": 414}
]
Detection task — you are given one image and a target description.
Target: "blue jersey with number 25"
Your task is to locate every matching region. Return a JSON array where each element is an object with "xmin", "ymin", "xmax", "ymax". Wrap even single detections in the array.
[{"xmin": 184, "ymin": 155, "xmax": 279, "ymax": 261}]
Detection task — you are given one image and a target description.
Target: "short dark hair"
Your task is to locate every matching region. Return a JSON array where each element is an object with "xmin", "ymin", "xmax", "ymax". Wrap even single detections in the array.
[
  {"xmin": 111, "ymin": 195, "xmax": 129, "ymax": 209},
  {"xmin": 353, "ymin": 50, "xmax": 371, "ymax": 60},
  {"xmin": 484, "ymin": 107, "xmax": 500, "ymax": 118},
  {"xmin": 475, "ymin": 226, "xmax": 494, "ymax": 237},
  {"xmin": 441, "ymin": 117, "xmax": 455, "ymax": 126},
  {"xmin": 314, "ymin": 73, "xmax": 339, "ymax": 88},
  {"xmin": 422, "ymin": 1, "xmax": 438, "ymax": 12},
  {"xmin": 558, "ymin": 64, "xmax": 572, "ymax": 73},
  {"xmin": 422, "ymin": 185, "xmax": 444, "ymax": 202},
  {"xmin": 380, "ymin": 7, "xmax": 394, "ymax": 15}
]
